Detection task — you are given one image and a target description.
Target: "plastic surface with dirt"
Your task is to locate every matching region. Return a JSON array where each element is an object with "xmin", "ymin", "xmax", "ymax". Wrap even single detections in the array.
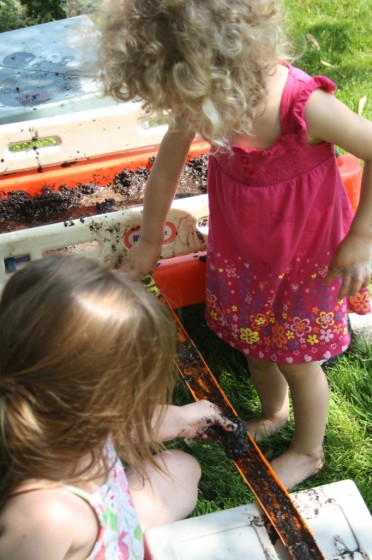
[{"xmin": 144, "ymin": 480, "xmax": 372, "ymax": 560}]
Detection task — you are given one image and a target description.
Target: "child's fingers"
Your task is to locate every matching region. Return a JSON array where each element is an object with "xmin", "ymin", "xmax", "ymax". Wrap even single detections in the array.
[
  {"xmin": 196, "ymin": 401, "xmax": 237, "ymax": 432},
  {"xmin": 339, "ymin": 277, "xmax": 358, "ymax": 299},
  {"xmin": 336, "ymin": 277, "xmax": 351, "ymax": 300},
  {"xmin": 215, "ymin": 414, "xmax": 238, "ymax": 432},
  {"xmin": 336, "ymin": 268, "xmax": 370, "ymax": 299},
  {"xmin": 324, "ymin": 264, "xmax": 340, "ymax": 286}
]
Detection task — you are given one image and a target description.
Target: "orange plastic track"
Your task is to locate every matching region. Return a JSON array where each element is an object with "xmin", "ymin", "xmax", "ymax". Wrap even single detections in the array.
[{"xmin": 144, "ymin": 275, "xmax": 325, "ymax": 560}]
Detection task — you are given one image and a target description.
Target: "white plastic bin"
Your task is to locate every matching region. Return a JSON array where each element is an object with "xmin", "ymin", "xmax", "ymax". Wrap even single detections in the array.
[{"xmin": 145, "ymin": 480, "xmax": 372, "ymax": 559}]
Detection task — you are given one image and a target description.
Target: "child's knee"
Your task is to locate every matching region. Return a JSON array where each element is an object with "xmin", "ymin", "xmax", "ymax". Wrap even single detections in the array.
[
  {"xmin": 166, "ymin": 449, "xmax": 202, "ymax": 486},
  {"xmin": 156, "ymin": 449, "xmax": 201, "ymax": 522}
]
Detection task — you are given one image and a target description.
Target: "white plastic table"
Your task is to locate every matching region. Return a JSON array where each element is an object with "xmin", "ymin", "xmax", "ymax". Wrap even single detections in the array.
[{"xmin": 0, "ymin": 15, "xmax": 117, "ymax": 125}]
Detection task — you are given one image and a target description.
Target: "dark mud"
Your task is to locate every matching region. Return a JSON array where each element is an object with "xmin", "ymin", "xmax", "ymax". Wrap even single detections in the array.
[
  {"xmin": 0, "ymin": 154, "xmax": 208, "ymax": 233},
  {"xmin": 205, "ymin": 416, "xmax": 253, "ymax": 459}
]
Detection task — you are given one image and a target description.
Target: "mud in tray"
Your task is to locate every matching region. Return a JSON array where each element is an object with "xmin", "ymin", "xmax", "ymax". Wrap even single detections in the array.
[{"xmin": 0, "ymin": 141, "xmax": 209, "ymax": 233}]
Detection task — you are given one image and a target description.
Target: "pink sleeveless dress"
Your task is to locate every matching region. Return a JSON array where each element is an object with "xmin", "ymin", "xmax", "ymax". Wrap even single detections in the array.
[{"xmin": 205, "ymin": 65, "xmax": 370, "ymax": 364}]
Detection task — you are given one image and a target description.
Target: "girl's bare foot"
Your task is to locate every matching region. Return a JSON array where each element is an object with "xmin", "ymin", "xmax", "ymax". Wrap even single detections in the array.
[
  {"xmin": 245, "ymin": 411, "xmax": 289, "ymax": 442},
  {"xmin": 271, "ymin": 449, "xmax": 324, "ymax": 490}
]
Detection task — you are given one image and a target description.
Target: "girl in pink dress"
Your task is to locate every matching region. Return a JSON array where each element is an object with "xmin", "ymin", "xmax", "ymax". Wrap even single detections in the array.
[
  {"xmin": 0, "ymin": 255, "xmax": 235, "ymax": 560},
  {"xmin": 99, "ymin": 0, "xmax": 372, "ymax": 489}
]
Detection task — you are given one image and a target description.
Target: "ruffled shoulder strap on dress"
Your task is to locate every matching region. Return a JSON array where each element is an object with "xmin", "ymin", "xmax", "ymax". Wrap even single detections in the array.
[{"xmin": 280, "ymin": 65, "xmax": 337, "ymax": 134}]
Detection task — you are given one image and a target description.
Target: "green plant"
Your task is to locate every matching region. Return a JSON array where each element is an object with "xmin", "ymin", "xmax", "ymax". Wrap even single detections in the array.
[
  {"xmin": 0, "ymin": 0, "xmax": 27, "ymax": 32},
  {"xmin": 19, "ymin": 0, "xmax": 65, "ymax": 23},
  {"xmin": 61, "ymin": 0, "xmax": 103, "ymax": 17},
  {"xmin": 0, "ymin": 0, "xmax": 103, "ymax": 31}
]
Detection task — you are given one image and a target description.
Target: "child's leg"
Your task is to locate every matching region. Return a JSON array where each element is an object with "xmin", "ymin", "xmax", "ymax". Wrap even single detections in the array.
[
  {"xmin": 126, "ymin": 449, "xmax": 201, "ymax": 531},
  {"xmin": 272, "ymin": 360, "xmax": 328, "ymax": 489},
  {"xmin": 245, "ymin": 356, "xmax": 290, "ymax": 441}
]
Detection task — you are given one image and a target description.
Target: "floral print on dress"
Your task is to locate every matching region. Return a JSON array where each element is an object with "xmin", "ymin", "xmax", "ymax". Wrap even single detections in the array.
[
  {"xmin": 64, "ymin": 441, "xmax": 144, "ymax": 560},
  {"xmin": 205, "ymin": 66, "xmax": 371, "ymax": 365},
  {"xmin": 205, "ymin": 256, "xmax": 353, "ymax": 364},
  {"xmin": 348, "ymin": 290, "xmax": 371, "ymax": 314}
]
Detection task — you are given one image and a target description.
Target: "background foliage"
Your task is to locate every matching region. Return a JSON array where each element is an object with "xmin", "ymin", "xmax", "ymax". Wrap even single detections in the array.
[{"xmin": 0, "ymin": 0, "xmax": 102, "ymax": 31}]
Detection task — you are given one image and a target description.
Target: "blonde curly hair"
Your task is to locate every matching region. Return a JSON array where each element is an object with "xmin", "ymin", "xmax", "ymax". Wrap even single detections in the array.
[{"xmin": 98, "ymin": 0, "xmax": 291, "ymax": 147}]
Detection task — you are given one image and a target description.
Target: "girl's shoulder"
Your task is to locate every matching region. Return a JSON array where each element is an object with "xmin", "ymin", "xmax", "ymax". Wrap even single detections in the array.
[
  {"xmin": 0, "ymin": 485, "xmax": 98, "ymax": 560},
  {"xmin": 280, "ymin": 64, "xmax": 337, "ymax": 135},
  {"xmin": 233, "ymin": 64, "xmax": 289, "ymax": 150},
  {"xmin": 285, "ymin": 64, "xmax": 336, "ymax": 95}
]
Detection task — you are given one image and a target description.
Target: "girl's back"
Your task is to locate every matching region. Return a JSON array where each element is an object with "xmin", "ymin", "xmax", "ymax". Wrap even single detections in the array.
[{"xmin": 232, "ymin": 64, "xmax": 289, "ymax": 150}]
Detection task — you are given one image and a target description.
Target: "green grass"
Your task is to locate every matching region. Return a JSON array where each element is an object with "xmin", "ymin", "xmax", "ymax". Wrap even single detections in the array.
[{"xmin": 284, "ymin": 0, "xmax": 372, "ymax": 120}]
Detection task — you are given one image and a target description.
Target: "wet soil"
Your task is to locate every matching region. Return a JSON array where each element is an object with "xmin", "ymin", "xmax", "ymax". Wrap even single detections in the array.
[
  {"xmin": 205, "ymin": 417, "xmax": 253, "ymax": 459},
  {"xmin": 0, "ymin": 154, "xmax": 208, "ymax": 233}
]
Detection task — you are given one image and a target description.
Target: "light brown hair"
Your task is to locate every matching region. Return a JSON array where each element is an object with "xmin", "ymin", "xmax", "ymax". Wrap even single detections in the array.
[
  {"xmin": 0, "ymin": 254, "xmax": 176, "ymax": 510},
  {"xmin": 98, "ymin": 0, "xmax": 291, "ymax": 147}
]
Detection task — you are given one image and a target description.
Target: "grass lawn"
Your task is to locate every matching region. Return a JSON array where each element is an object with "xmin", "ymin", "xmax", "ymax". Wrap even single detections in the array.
[
  {"xmin": 285, "ymin": 0, "xmax": 372, "ymax": 121},
  {"xmin": 170, "ymin": 0, "xmax": 372, "ymax": 515}
]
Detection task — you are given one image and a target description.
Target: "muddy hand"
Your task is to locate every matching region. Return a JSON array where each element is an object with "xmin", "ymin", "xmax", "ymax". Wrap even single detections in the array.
[
  {"xmin": 122, "ymin": 238, "xmax": 162, "ymax": 279},
  {"xmin": 177, "ymin": 401, "xmax": 238, "ymax": 440}
]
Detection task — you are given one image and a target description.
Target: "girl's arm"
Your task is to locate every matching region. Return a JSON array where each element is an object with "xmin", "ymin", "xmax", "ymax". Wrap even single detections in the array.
[
  {"xmin": 305, "ymin": 90, "xmax": 372, "ymax": 299},
  {"xmin": 123, "ymin": 116, "xmax": 196, "ymax": 278},
  {"xmin": 151, "ymin": 400, "xmax": 238, "ymax": 442}
]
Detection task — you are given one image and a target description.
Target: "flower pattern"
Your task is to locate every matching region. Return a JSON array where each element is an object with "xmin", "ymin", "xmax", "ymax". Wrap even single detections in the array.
[
  {"xmin": 65, "ymin": 442, "xmax": 144, "ymax": 560},
  {"xmin": 240, "ymin": 327, "xmax": 260, "ymax": 345},
  {"xmin": 204, "ymin": 256, "xmax": 363, "ymax": 364},
  {"xmin": 291, "ymin": 317, "xmax": 312, "ymax": 337},
  {"xmin": 204, "ymin": 66, "xmax": 371, "ymax": 365},
  {"xmin": 348, "ymin": 290, "xmax": 371, "ymax": 314}
]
